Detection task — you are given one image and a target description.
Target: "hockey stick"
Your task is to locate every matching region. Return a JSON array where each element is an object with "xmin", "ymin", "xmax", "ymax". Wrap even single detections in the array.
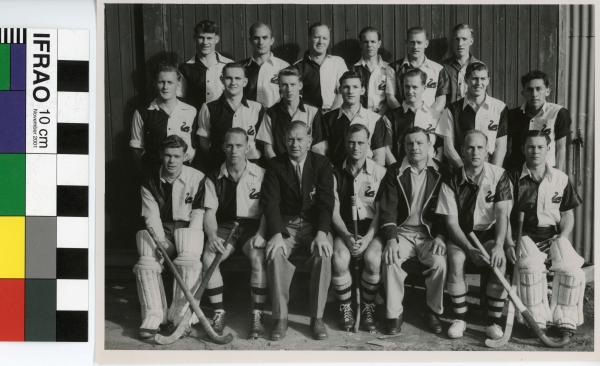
[
  {"xmin": 468, "ymin": 232, "xmax": 569, "ymax": 348},
  {"xmin": 148, "ymin": 227, "xmax": 235, "ymax": 345},
  {"xmin": 351, "ymin": 195, "xmax": 361, "ymax": 333},
  {"xmin": 485, "ymin": 211, "xmax": 524, "ymax": 348}
]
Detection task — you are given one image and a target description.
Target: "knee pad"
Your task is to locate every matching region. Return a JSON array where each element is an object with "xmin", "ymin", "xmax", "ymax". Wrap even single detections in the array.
[
  {"xmin": 135, "ymin": 230, "xmax": 161, "ymax": 270},
  {"xmin": 549, "ymin": 237, "xmax": 584, "ymax": 273},
  {"xmin": 517, "ymin": 267, "xmax": 551, "ymax": 328},
  {"xmin": 550, "ymin": 269, "xmax": 585, "ymax": 330},
  {"xmin": 518, "ymin": 236, "xmax": 547, "ymax": 271}
]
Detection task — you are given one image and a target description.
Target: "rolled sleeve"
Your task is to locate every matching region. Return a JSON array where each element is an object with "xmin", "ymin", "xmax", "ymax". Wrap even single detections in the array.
[
  {"xmin": 559, "ymin": 180, "xmax": 582, "ymax": 212},
  {"xmin": 555, "ymin": 108, "xmax": 572, "ymax": 140},
  {"xmin": 435, "ymin": 183, "xmax": 458, "ymax": 216},
  {"xmin": 436, "ymin": 69, "xmax": 450, "ymax": 97},
  {"xmin": 495, "ymin": 172, "xmax": 513, "ymax": 202},
  {"xmin": 196, "ymin": 103, "xmax": 211, "ymax": 138},
  {"xmin": 203, "ymin": 178, "xmax": 219, "ymax": 210},
  {"xmin": 371, "ymin": 117, "xmax": 392, "ymax": 150},
  {"xmin": 497, "ymin": 106, "xmax": 508, "ymax": 138},
  {"xmin": 436, "ymin": 108, "xmax": 454, "ymax": 140},
  {"xmin": 256, "ymin": 113, "xmax": 273, "ymax": 145},
  {"xmin": 130, "ymin": 110, "xmax": 144, "ymax": 149}
]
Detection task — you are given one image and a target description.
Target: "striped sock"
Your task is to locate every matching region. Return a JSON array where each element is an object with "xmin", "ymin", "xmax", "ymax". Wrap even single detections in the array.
[
  {"xmin": 449, "ymin": 293, "xmax": 468, "ymax": 320},
  {"xmin": 487, "ymin": 295, "xmax": 506, "ymax": 325},
  {"xmin": 360, "ymin": 273, "xmax": 380, "ymax": 304},
  {"xmin": 251, "ymin": 286, "xmax": 268, "ymax": 311},
  {"xmin": 333, "ymin": 273, "xmax": 352, "ymax": 304},
  {"xmin": 206, "ymin": 286, "xmax": 224, "ymax": 311}
]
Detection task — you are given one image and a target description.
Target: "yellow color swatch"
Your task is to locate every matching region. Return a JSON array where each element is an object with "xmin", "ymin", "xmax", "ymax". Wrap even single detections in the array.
[{"xmin": 0, "ymin": 217, "xmax": 25, "ymax": 278}]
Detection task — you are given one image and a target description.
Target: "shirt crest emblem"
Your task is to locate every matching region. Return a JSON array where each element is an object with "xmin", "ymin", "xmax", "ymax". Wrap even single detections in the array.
[
  {"xmin": 426, "ymin": 79, "xmax": 437, "ymax": 88},
  {"xmin": 541, "ymin": 124, "xmax": 552, "ymax": 136},
  {"xmin": 185, "ymin": 192, "xmax": 193, "ymax": 204},
  {"xmin": 378, "ymin": 80, "xmax": 386, "ymax": 91},
  {"xmin": 364, "ymin": 185, "xmax": 375, "ymax": 198},
  {"xmin": 551, "ymin": 192, "xmax": 562, "ymax": 204},
  {"xmin": 249, "ymin": 188, "xmax": 260, "ymax": 199},
  {"xmin": 484, "ymin": 190, "xmax": 495, "ymax": 203},
  {"xmin": 247, "ymin": 125, "xmax": 255, "ymax": 136},
  {"xmin": 309, "ymin": 186, "xmax": 317, "ymax": 202},
  {"xmin": 180, "ymin": 122, "xmax": 190, "ymax": 133},
  {"xmin": 488, "ymin": 120, "xmax": 498, "ymax": 131},
  {"xmin": 270, "ymin": 74, "xmax": 279, "ymax": 84}
]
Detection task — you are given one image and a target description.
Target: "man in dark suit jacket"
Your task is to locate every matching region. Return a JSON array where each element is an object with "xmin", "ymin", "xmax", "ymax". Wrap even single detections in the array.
[{"xmin": 260, "ymin": 120, "xmax": 335, "ymax": 341}]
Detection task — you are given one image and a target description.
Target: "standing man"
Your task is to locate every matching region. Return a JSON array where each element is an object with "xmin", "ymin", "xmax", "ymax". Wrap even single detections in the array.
[
  {"xmin": 437, "ymin": 62, "xmax": 508, "ymax": 169},
  {"xmin": 385, "ymin": 68, "xmax": 442, "ymax": 164},
  {"xmin": 133, "ymin": 135, "xmax": 206, "ymax": 338},
  {"xmin": 436, "ymin": 130, "xmax": 512, "ymax": 340},
  {"xmin": 374, "ymin": 127, "xmax": 447, "ymax": 335},
  {"xmin": 261, "ymin": 121, "xmax": 335, "ymax": 341},
  {"xmin": 257, "ymin": 67, "xmax": 322, "ymax": 159},
  {"xmin": 202, "ymin": 128, "xmax": 268, "ymax": 339},
  {"xmin": 504, "ymin": 130, "xmax": 583, "ymax": 340},
  {"xmin": 331, "ymin": 124, "xmax": 387, "ymax": 332},
  {"xmin": 294, "ymin": 22, "xmax": 348, "ymax": 112},
  {"xmin": 390, "ymin": 26, "xmax": 448, "ymax": 112},
  {"xmin": 240, "ymin": 22, "xmax": 290, "ymax": 108},
  {"xmin": 312, "ymin": 71, "xmax": 391, "ymax": 167},
  {"xmin": 130, "ymin": 62, "xmax": 198, "ymax": 172},
  {"xmin": 506, "ymin": 70, "xmax": 572, "ymax": 172},
  {"xmin": 197, "ymin": 63, "xmax": 265, "ymax": 173},
  {"xmin": 352, "ymin": 26, "xmax": 397, "ymax": 115},
  {"xmin": 442, "ymin": 24, "xmax": 480, "ymax": 106},
  {"xmin": 179, "ymin": 20, "xmax": 233, "ymax": 109}
]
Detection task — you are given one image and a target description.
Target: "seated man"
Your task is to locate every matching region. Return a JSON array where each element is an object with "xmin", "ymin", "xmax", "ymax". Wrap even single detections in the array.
[
  {"xmin": 504, "ymin": 130, "xmax": 583, "ymax": 339},
  {"xmin": 374, "ymin": 127, "xmax": 447, "ymax": 335},
  {"xmin": 261, "ymin": 121, "xmax": 335, "ymax": 341},
  {"xmin": 331, "ymin": 124, "xmax": 387, "ymax": 332},
  {"xmin": 202, "ymin": 128, "xmax": 268, "ymax": 339},
  {"xmin": 436, "ymin": 130, "xmax": 512, "ymax": 339},
  {"xmin": 132, "ymin": 135, "xmax": 206, "ymax": 338}
]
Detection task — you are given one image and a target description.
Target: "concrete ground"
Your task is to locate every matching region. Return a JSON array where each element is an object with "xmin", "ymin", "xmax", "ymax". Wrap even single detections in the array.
[{"xmin": 105, "ymin": 270, "xmax": 594, "ymax": 351}]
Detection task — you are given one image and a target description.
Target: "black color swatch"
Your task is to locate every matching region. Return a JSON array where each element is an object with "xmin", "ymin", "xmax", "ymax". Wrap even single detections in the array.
[
  {"xmin": 57, "ymin": 61, "xmax": 89, "ymax": 92},
  {"xmin": 56, "ymin": 311, "xmax": 88, "ymax": 342},
  {"xmin": 57, "ymin": 123, "xmax": 88, "ymax": 154},
  {"xmin": 25, "ymin": 279, "xmax": 56, "ymax": 341},
  {"xmin": 56, "ymin": 249, "xmax": 88, "ymax": 279},
  {"xmin": 57, "ymin": 185, "xmax": 88, "ymax": 217}
]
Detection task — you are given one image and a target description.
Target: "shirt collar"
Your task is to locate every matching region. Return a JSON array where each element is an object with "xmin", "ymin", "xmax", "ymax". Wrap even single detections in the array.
[
  {"xmin": 159, "ymin": 165, "xmax": 186, "ymax": 184},
  {"xmin": 519, "ymin": 162, "xmax": 554, "ymax": 181},
  {"xmin": 342, "ymin": 158, "xmax": 374, "ymax": 176},
  {"xmin": 449, "ymin": 54, "xmax": 478, "ymax": 68},
  {"xmin": 304, "ymin": 51, "xmax": 331, "ymax": 64},
  {"xmin": 278, "ymin": 98, "xmax": 307, "ymax": 113},
  {"xmin": 354, "ymin": 55, "xmax": 387, "ymax": 68},
  {"xmin": 187, "ymin": 52, "xmax": 228, "ymax": 65},
  {"xmin": 520, "ymin": 102, "xmax": 549, "ymax": 116},
  {"xmin": 462, "ymin": 94, "xmax": 490, "ymax": 111},
  {"xmin": 399, "ymin": 157, "xmax": 437, "ymax": 174},
  {"xmin": 402, "ymin": 101, "xmax": 429, "ymax": 114},
  {"xmin": 220, "ymin": 94, "xmax": 250, "ymax": 108},
  {"xmin": 401, "ymin": 56, "xmax": 429, "ymax": 69},
  {"xmin": 337, "ymin": 105, "xmax": 366, "ymax": 121},
  {"xmin": 289, "ymin": 155, "xmax": 307, "ymax": 169},
  {"xmin": 147, "ymin": 98, "xmax": 193, "ymax": 114},
  {"xmin": 459, "ymin": 162, "xmax": 489, "ymax": 186},
  {"xmin": 217, "ymin": 160, "xmax": 260, "ymax": 180}
]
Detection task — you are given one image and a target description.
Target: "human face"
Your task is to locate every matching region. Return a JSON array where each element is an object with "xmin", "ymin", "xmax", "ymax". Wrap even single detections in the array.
[
  {"xmin": 279, "ymin": 75, "xmax": 302, "ymax": 102},
  {"xmin": 195, "ymin": 32, "xmax": 219, "ymax": 56},
  {"xmin": 223, "ymin": 132, "xmax": 248, "ymax": 164},
  {"xmin": 462, "ymin": 133, "xmax": 487, "ymax": 168},
  {"xmin": 403, "ymin": 74, "xmax": 425, "ymax": 105},
  {"xmin": 452, "ymin": 29, "xmax": 473, "ymax": 58},
  {"xmin": 406, "ymin": 31, "xmax": 428, "ymax": 60},
  {"xmin": 360, "ymin": 31, "xmax": 381, "ymax": 59},
  {"xmin": 522, "ymin": 79, "xmax": 550, "ymax": 110},
  {"xmin": 311, "ymin": 25, "xmax": 330, "ymax": 55},
  {"xmin": 524, "ymin": 136, "xmax": 550, "ymax": 167},
  {"xmin": 404, "ymin": 131, "xmax": 429, "ymax": 165},
  {"xmin": 221, "ymin": 67, "xmax": 247, "ymax": 97},
  {"xmin": 156, "ymin": 71, "xmax": 179, "ymax": 102},
  {"xmin": 339, "ymin": 77, "xmax": 364, "ymax": 106},
  {"xmin": 161, "ymin": 147, "xmax": 185, "ymax": 175},
  {"xmin": 250, "ymin": 26, "xmax": 274, "ymax": 57},
  {"xmin": 346, "ymin": 130, "xmax": 370, "ymax": 162},
  {"xmin": 466, "ymin": 69, "xmax": 489, "ymax": 98},
  {"xmin": 286, "ymin": 126, "xmax": 311, "ymax": 161}
]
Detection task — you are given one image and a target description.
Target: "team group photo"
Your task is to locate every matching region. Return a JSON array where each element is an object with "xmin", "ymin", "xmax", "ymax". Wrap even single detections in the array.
[{"xmin": 103, "ymin": 3, "xmax": 595, "ymax": 352}]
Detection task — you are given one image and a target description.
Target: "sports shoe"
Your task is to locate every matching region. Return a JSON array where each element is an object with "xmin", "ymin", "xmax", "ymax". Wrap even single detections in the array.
[
  {"xmin": 249, "ymin": 310, "xmax": 265, "ymax": 339},
  {"xmin": 211, "ymin": 310, "xmax": 226, "ymax": 335},
  {"xmin": 485, "ymin": 323, "xmax": 504, "ymax": 340},
  {"xmin": 339, "ymin": 303, "xmax": 355, "ymax": 331},
  {"xmin": 360, "ymin": 302, "xmax": 377, "ymax": 332},
  {"xmin": 447, "ymin": 319, "xmax": 467, "ymax": 339}
]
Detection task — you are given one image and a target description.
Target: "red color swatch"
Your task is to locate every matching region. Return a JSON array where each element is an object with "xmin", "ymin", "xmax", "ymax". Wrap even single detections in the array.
[{"xmin": 0, "ymin": 279, "xmax": 24, "ymax": 341}]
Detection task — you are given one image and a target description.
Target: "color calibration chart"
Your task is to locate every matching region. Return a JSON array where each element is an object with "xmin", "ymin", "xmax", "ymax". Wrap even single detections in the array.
[{"xmin": 0, "ymin": 28, "xmax": 89, "ymax": 341}]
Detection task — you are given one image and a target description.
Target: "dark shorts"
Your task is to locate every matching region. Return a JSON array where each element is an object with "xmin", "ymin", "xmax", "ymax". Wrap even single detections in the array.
[{"xmin": 216, "ymin": 219, "xmax": 260, "ymax": 248}]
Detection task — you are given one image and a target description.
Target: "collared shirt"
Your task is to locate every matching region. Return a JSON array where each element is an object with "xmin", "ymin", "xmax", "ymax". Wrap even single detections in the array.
[
  {"xmin": 289, "ymin": 155, "xmax": 307, "ymax": 179},
  {"xmin": 436, "ymin": 162, "xmax": 512, "ymax": 232},
  {"xmin": 294, "ymin": 53, "xmax": 349, "ymax": 110},
  {"xmin": 197, "ymin": 95, "xmax": 265, "ymax": 170},
  {"xmin": 314, "ymin": 106, "xmax": 392, "ymax": 167},
  {"xmin": 241, "ymin": 53, "xmax": 290, "ymax": 108},
  {"xmin": 397, "ymin": 160, "xmax": 428, "ymax": 226},
  {"xmin": 506, "ymin": 102, "xmax": 571, "ymax": 169},
  {"xmin": 389, "ymin": 56, "xmax": 449, "ymax": 107},
  {"xmin": 437, "ymin": 94, "xmax": 508, "ymax": 155},
  {"xmin": 352, "ymin": 56, "xmax": 396, "ymax": 114},
  {"xmin": 334, "ymin": 158, "xmax": 387, "ymax": 227},
  {"xmin": 203, "ymin": 161, "xmax": 264, "ymax": 221},
  {"xmin": 256, "ymin": 99, "xmax": 322, "ymax": 156},
  {"xmin": 386, "ymin": 102, "xmax": 441, "ymax": 162},
  {"xmin": 141, "ymin": 165, "xmax": 206, "ymax": 240},
  {"xmin": 442, "ymin": 54, "xmax": 480, "ymax": 105},
  {"xmin": 179, "ymin": 53, "xmax": 234, "ymax": 108},
  {"xmin": 130, "ymin": 99, "xmax": 197, "ymax": 164}
]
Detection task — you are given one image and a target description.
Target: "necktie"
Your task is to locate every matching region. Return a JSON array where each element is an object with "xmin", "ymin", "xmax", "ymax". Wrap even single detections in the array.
[{"xmin": 295, "ymin": 163, "xmax": 302, "ymax": 190}]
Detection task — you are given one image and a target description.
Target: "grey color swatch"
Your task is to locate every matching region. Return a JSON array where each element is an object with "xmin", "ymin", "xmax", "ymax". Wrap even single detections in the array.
[{"xmin": 26, "ymin": 216, "xmax": 56, "ymax": 278}]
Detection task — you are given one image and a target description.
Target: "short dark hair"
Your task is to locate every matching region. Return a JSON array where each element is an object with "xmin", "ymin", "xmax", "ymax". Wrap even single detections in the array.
[
  {"xmin": 403, "ymin": 126, "xmax": 430, "ymax": 143},
  {"xmin": 359, "ymin": 26, "xmax": 381, "ymax": 41},
  {"xmin": 339, "ymin": 70, "xmax": 363, "ymax": 87},
  {"xmin": 463, "ymin": 129, "xmax": 489, "ymax": 145},
  {"xmin": 524, "ymin": 129, "xmax": 551, "ymax": 146},
  {"xmin": 403, "ymin": 68, "xmax": 427, "ymax": 85},
  {"xmin": 222, "ymin": 62, "xmax": 246, "ymax": 77},
  {"xmin": 346, "ymin": 123, "xmax": 371, "ymax": 140},
  {"xmin": 249, "ymin": 22, "xmax": 272, "ymax": 38},
  {"xmin": 278, "ymin": 67, "xmax": 301, "ymax": 81},
  {"xmin": 407, "ymin": 26, "xmax": 427, "ymax": 39},
  {"xmin": 465, "ymin": 61, "xmax": 489, "ymax": 80},
  {"xmin": 309, "ymin": 22, "xmax": 330, "ymax": 36},
  {"xmin": 155, "ymin": 61, "xmax": 182, "ymax": 81},
  {"xmin": 452, "ymin": 23, "xmax": 474, "ymax": 37},
  {"xmin": 224, "ymin": 127, "xmax": 249, "ymax": 143},
  {"xmin": 194, "ymin": 20, "xmax": 219, "ymax": 36},
  {"xmin": 285, "ymin": 120, "xmax": 309, "ymax": 136},
  {"xmin": 521, "ymin": 70, "xmax": 550, "ymax": 88},
  {"xmin": 161, "ymin": 135, "xmax": 188, "ymax": 153}
]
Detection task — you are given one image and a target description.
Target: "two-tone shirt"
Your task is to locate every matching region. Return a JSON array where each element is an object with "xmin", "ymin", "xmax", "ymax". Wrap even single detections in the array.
[
  {"xmin": 389, "ymin": 56, "xmax": 449, "ymax": 107},
  {"xmin": 352, "ymin": 56, "xmax": 395, "ymax": 114},
  {"xmin": 141, "ymin": 165, "xmax": 206, "ymax": 241},
  {"xmin": 256, "ymin": 99, "xmax": 322, "ymax": 156},
  {"xmin": 203, "ymin": 161, "xmax": 264, "ymax": 222},
  {"xmin": 436, "ymin": 162, "xmax": 512, "ymax": 232},
  {"xmin": 179, "ymin": 53, "xmax": 233, "ymax": 108},
  {"xmin": 294, "ymin": 53, "xmax": 348, "ymax": 111},
  {"xmin": 240, "ymin": 54, "xmax": 290, "ymax": 108},
  {"xmin": 442, "ymin": 55, "xmax": 480, "ymax": 105},
  {"xmin": 313, "ymin": 106, "xmax": 391, "ymax": 167},
  {"xmin": 130, "ymin": 99, "xmax": 197, "ymax": 165},
  {"xmin": 437, "ymin": 95, "xmax": 508, "ymax": 155},
  {"xmin": 506, "ymin": 102, "xmax": 572, "ymax": 169},
  {"xmin": 386, "ymin": 102, "xmax": 441, "ymax": 162}
]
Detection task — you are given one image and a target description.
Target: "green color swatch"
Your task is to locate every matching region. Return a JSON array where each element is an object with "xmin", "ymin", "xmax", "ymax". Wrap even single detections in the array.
[
  {"xmin": 0, "ymin": 154, "xmax": 25, "ymax": 215},
  {"xmin": 0, "ymin": 44, "xmax": 9, "ymax": 90}
]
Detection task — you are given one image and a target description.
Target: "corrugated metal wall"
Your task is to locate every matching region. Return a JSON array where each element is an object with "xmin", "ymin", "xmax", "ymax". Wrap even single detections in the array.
[{"xmin": 104, "ymin": 4, "xmax": 592, "ymax": 263}]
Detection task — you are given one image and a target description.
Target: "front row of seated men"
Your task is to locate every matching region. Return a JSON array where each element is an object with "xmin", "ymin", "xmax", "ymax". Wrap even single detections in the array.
[{"xmin": 133, "ymin": 121, "xmax": 584, "ymax": 343}]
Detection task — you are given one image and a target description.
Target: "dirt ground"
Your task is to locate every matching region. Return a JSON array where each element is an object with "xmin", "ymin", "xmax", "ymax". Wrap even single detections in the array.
[{"xmin": 105, "ymin": 270, "xmax": 594, "ymax": 352}]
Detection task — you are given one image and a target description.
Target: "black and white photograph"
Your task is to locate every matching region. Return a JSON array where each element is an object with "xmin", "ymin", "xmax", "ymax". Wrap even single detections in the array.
[{"xmin": 101, "ymin": 1, "xmax": 595, "ymax": 358}]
